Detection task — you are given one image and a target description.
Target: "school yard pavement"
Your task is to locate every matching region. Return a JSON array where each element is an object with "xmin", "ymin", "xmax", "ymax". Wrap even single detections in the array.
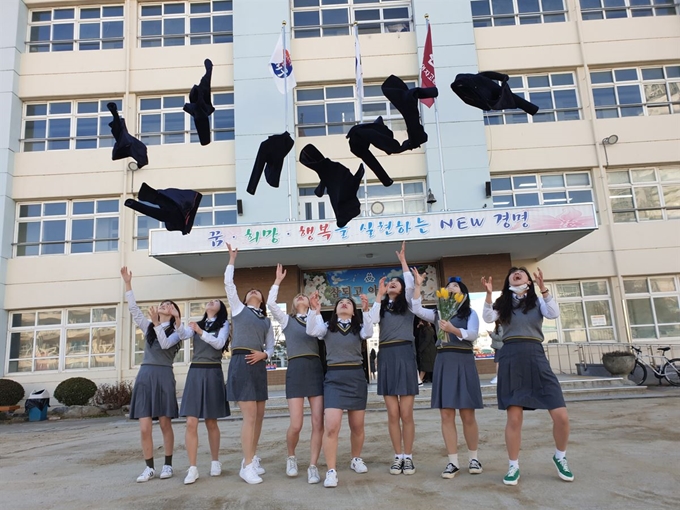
[{"xmin": 1, "ymin": 393, "xmax": 678, "ymax": 510}]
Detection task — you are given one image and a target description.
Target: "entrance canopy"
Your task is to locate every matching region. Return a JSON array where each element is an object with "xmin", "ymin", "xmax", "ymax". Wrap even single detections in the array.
[{"xmin": 149, "ymin": 204, "xmax": 597, "ymax": 279}]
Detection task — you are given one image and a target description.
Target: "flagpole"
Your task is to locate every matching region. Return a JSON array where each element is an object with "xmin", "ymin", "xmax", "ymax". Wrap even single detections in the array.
[
  {"xmin": 354, "ymin": 22, "xmax": 369, "ymax": 216},
  {"xmin": 425, "ymin": 15, "xmax": 447, "ymax": 211},
  {"xmin": 282, "ymin": 21, "xmax": 293, "ymax": 220}
]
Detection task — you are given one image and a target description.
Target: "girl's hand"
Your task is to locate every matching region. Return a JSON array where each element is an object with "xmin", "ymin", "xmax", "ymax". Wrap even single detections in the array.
[
  {"xmin": 274, "ymin": 263, "xmax": 287, "ymax": 285},
  {"xmin": 189, "ymin": 321, "xmax": 202, "ymax": 334},
  {"xmin": 377, "ymin": 277, "xmax": 387, "ymax": 299},
  {"xmin": 395, "ymin": 241, "xmax": 406, "ymax": 264},
  {"xmin": 410, "ymin": 267, "xmax": 425, "ymax": 286},
  {"xmin": 438, "ymin": 319, "xmax": 453, "ymax": 333},
  {"xmin": 360, "ymin": 294, "xmax": 369, "ymax": 312},
  {"xmin": 169, "ymin": 305, "xmax": 180, "ymax": 323},
  {"xmin": 148, "ymin": 306, "xmax": 160, "ymax": 326},
  {"xmin": 245, "ymin": 351, "xmax": 268, "ymax": 365},
  {"xmin": 481, "ymin": 276, "xmax": 493, "ymax": 293},
  {"xmin": 533, "ymin": 267, "xmax": 546, "ymax": 292},
  {"xmin": 309, "ymin": 291, "xmax": 321, "ymax": 312},
  {"xmin": 227, "ymin": 243, "xmax": 238, "ymax": 264},
  {"xmin": 120, "ymin": 266, "xmax": 132, "ymax": 284}
]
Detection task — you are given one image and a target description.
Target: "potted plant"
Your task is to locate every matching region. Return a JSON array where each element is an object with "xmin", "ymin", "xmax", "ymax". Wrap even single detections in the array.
[{"xmin": 602, "ymin": 350, "xmax": 636, "ymax": 377}]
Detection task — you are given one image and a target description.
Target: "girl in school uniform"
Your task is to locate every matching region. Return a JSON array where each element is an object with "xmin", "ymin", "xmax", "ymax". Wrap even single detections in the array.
[
  {"xmin": 121, "ymin": 266, "xmax": 182, "ymax": 483},
  {"xmin": 481, "ymin": 267, "xmax": 572, "ymax": 486},
  {"xmin": 411, "ymin": 270, "xmax": 484, "ymax": 480},
  {"xmin": 367, "ymin": 242, "xmax": 420, "ymax": 475},
  {"xmin": 224, "ymin": 244, "xmax": 275, "ymax": 485},
  {"xmin": 266, "ymin": 264, "xmax": 324, "ymax": 484},
  {"xmin": 177, "ymin": 299, "xmax": 231, "ymax": 485},
  {"xmin": 306, "ymin": 291, "xmax": 374, "ymax": 488}
]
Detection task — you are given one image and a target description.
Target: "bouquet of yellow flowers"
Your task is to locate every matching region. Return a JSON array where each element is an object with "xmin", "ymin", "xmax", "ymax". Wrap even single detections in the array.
[{"xmin": 435, "ymin": 287, "xmax": 466, "ymax": 343}]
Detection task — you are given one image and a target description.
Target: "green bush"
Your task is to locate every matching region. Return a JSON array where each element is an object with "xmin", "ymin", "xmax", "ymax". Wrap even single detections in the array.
[
  {"xmin": 54, "ymin": 377, "xmax": 97, "ymax": 406},
  {"xmin": 92, "ymin": 381, "xmax": 133, "ymax": 409},
  {"xmin": 0, "ymin": 379, "xmax": 25, "ymax": 406}
]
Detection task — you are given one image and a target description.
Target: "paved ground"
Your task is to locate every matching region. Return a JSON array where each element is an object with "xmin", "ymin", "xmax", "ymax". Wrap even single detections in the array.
[{"xmin": 1, "ymin": 392, "xmax": 678, "ymax": 510}]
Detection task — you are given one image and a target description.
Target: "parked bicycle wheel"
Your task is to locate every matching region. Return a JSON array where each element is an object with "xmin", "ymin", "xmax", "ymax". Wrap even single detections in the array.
[
  {"xmin": 629, "ymin": 360, "xmax": 647, "ymax": 386},
  {"xmin": 662, "ymin": 359, "xmax": 680, "ymax": 386}
]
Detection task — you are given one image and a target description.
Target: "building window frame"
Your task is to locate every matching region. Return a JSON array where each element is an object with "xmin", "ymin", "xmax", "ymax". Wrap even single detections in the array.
[
  {"xmin": 292, "ymin": 0, "xmax": 412, "ymax": 39},
  {"xmin": 138, "ymin": 0, "xmax": 233, "ymax": 47},
  {"xmin": 607, "ymin": 167, "xmax": 680, "ymax": 223},
  {"xmin": 484, "ymin": 72, "xmax": 581, "ymax": 125},
  {"xmin": 7, "ymin": 306, "xmax": 117, "ymax": 374},
  {"xmin": 579, "ymin": 0, "xmax": 678, "ymax": 20},
  {"xmin": 471, "ymin": 0, "xmax": 568, "ymax": 28},
  {"xmin": 552, "ymin": 280, "xmax": 617, "ymax": 343},
  {"xmin": 591, "ymin": 64, "xmax": 680, "ymax": 119},
  {"xmin": 624, "ymin": 275, "xmax": 680, "ymax": 341},
  {"xmin": 490, "ymin": 171, "xmax": 594, "ymax": 209},
  {"xmin": 135, "ymin": 191, "xmax": 238, "ymax": 249},
  {"xmin": 27, "ymin": 5, "xmax": 125, "ymax": 53}
]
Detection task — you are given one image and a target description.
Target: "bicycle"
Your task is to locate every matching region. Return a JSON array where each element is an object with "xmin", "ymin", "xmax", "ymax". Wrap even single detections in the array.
[{"xmin": 628, "ymin": 346, "xmax": 680, "ymax": 386}]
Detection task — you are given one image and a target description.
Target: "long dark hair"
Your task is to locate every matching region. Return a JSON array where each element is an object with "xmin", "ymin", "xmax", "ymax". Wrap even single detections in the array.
[
  {"xmin": 452, "ymin": 280, "xmax": 472, "ymax": 320},
  {"xmin": 197, "ymin": 300, "xmax": 229, "ymax": 351},
  {"xmin": 328, "ymin": 298, "xmax": 362, "ymax": 335},
  {"xmin": 242, "ymin": 288, "xmax": 267, "ymax": 315},
  {"xmin": 492, "ymin": 267, "xmax": 538, "ymax": 324},
  {"xmin": 146, "ymin": 300, "xmax": 182, "ymax": 356},
  {"xmin": 380, "ymin": 276, "xmax": 408, "ymax": 318}
]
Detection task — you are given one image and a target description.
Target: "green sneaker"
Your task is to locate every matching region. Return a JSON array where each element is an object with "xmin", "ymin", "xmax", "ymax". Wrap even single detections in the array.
[
  {"xmin": 552, "ymin": 455, "xmax": 574, "ymax": 482},
  {"xmin": 503, "ymin": 465, "xmax": 520, "ymax": 486}
]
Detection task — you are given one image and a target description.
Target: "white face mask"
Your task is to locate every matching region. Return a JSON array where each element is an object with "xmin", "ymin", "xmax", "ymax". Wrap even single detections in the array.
[{"xmin": 509, "ymin": 284, "xmax": 529, "ymax": 294}]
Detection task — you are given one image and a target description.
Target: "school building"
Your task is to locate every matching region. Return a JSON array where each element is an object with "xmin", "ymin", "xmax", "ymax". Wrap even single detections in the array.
[{"xmin": 1, "ymin": 0, "xmax": 679, "ymax": 395}]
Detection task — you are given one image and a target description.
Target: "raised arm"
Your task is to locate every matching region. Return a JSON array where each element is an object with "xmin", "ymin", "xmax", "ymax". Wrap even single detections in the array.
[
  {"xmin": 409, "ymin": 267, "xmax": 436, "ymax": 323},
  {"xmin": 266, "ymin": 264, "xmax": 290, "ymax": 329},
  {"xmin": 224, "ymin": 243, "xmax": 244, "ymax": 316},
  {"xmin": 481, "ymin": 276, "xmax": 499, "ymax": 323},
  {"xmin": 156, "ymin": 305, "xmax": 183, "ymax": 349},
  {"xmin": 368, "ymin": 276, "xmax": 387, "ymax": 324},
  {"xmin": 121, "ymin": 267, "xmax": 151, "ymax": 332},
  {"xmin": 189, "ymin": 321, "xmax": 229, "ymax": 350},
  {"xmin": 533, "ymin": 267, "xmax": 559, "ymax": 320},
  {"xmin": 359, "ymin": 294, "xmax": 374, "ymax": 339},
  {"xmin": 396, "ymin": 241, "xmax": 415, "ymax": 303},
  {"xmin": 305, "ymin": 292, "xmax": 327, "ymax": 338}
]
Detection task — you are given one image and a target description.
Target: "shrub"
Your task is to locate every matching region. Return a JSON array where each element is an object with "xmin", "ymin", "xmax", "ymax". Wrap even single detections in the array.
[
  {"xmin": 0, "ymin": 379, "xmax": 25, "ymax": 406},
  {"xmin": 54, "ymin": 377, "xmax": 97, "ymax": 406},
  {"xmin": 93, "ymin": 381, "xmax": 133, "ymax": 409}
]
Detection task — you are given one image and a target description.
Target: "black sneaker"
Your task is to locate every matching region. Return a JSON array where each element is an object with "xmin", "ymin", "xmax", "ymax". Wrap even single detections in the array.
[
  {"xmin": 389, "ymin": 457, "xmax": 403, "ymax": 475},
  {"xmin": 441, "ymin": 463, "xmax": 459, "ymax": 479},
  {"xmin": 468, "ymin": 459, "xmax": 483, "ymax": 474},
  {"xmin": 402, "ymin": 457, "xmax": 416, "ymax": 475}
]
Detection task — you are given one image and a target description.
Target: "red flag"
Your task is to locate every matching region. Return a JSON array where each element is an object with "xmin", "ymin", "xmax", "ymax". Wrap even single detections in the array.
[{"xmin": 420, "ymin": 23, "xmax": 436, "ymax": 108}]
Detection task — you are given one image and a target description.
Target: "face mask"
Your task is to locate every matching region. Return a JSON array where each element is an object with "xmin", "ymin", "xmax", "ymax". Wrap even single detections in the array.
[{"xmin": 509, "ymin": 284, "xmax": 529, "ymax": 294}]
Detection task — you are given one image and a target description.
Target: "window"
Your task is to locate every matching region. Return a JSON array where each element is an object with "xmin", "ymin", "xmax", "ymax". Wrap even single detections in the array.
[
  {"xmin": 490, "ymin": 171, "xmax": 594, "ymax": 208},
  {"xmin": 292, "ymin": 0, "xmax": 411, "ymax": 38},
  {"xmin": 15, "ymin": 199, "xmax": 119, "ymax": 256},
  {"xmin": 139, "ymin": 1, "xmax": 233, "ymax": 47},
  {"xmin": 624, "ymin": 276, "xmax": 680, "ymax": 340},
  {"xmin": 28, "ymin": 5, "xmax": 124, "ymax": 52},
  {"xmin": 471, "ymin": 0, "xmax": 567, "ymax": 27},
  {"xmin": 135, "ymin": 191, "xmax": 237, "ymax": 249},
  {"xmin": 591, "ymin": 65, "xmax": 680, "ymax": 118},
  {"xmin": 484, "ymin": 73, "xmax": 580, "ymax": 125},
  {"xmin": 554, "ymin": 280, "xmax": 617, "ymax": 342},
  {"xmin": 138, "ymin": 93, "xmax": 234, "ymax": 145},
  {"xmin": 607, "ymin": 167, "xmax": 680, "ymax": 222},
  {"xmin": 580, "ymin": 0, "xmax": 678, "ymax": 20},
  {"xmin": 296, "ymin": 82, "xmax": 415, "ymax": 137},
  {"xmin": 7, "ymin": 307, "xmax": 117, "ymax": 373},
  {"xmin": 22, "ymin": 99, "xmax": 122, "ymax": 152},
  {"xmin": 299, "ymin": 180, "xmax": 427, "ymax": 220}
]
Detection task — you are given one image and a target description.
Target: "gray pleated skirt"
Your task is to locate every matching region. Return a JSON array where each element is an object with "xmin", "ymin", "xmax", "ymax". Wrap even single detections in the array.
[
  {"xmin": 377, "ymin": 342, "xmax": 419, "ymax": 397},
  {"xmin": 129, "ymin": 364, "xmax": 179, "ymax": 420},
  {"xmin": 286, "ymin": 356, "xmax": 324, "ymax": 399},
  {"xmin": 431, "ymin": 349, "xmax": 483, "ymax": 410},
  {"xmin": 496, "ymin": 339, "xmax": 566, "ymax": 411},
  {"xmin": 180, "ymin": 364, "xmax": 230, "ymax": 419},
  {"xmin": 324, "ymin": 366, "xmax": 368, "ymax": 411},
  {"xmin": 226, "ymin": 351, "xmax": 268, "ymax": 402}
]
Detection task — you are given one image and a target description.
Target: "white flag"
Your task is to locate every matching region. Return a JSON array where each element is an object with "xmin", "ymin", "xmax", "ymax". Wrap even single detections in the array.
[
  {"xmin": 269, "ymin": 33, "xmax": 296, "ymax": 94},
  {"xmin": 355, "ymin": 29, "xmax": 363, "ymax": 103}
]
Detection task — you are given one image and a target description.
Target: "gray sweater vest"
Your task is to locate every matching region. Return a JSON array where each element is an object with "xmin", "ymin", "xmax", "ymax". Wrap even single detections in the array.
[
  {"xmin": 379, "ymin": 308, "xmax": 415, "ymax": 345},
  {"xmin": 500, "ymin": 300, "xmax": 545, "ymax": 342},
  {"xmin": 324, "ymin": 327, "xmax": 363, "ymax": 366},
  {"xmin": 141, "ymin": 330, "xmax": 176, "ymax": 366},
  {"xmin": 191, "ymin": 330, "xmax": 223, "ymax": 363},
  {"xmin": 440, "ymin": 314, "xmax": 473, "ymax": 350},
  {"xmin": 231, "ymin": 307, "xmax": 270, "ymax": 352},
  {"xmin": 284, "ymin": 317, "xmax": 320, "ymax": 358}
]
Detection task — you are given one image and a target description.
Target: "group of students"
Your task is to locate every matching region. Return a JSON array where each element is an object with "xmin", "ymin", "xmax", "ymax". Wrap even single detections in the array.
[{"xmin": 124, "ymin": 241, "xmax": 574, "ymax": 488}]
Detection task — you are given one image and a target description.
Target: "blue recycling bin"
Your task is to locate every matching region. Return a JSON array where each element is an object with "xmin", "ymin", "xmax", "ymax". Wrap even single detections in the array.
[{"xmin": 25, "ymin": 389, "xmax": 50, "ymax": 422}]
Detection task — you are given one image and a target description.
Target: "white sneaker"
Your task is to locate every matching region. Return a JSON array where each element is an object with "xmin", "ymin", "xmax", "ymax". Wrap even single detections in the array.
[
  {"xmin": 253, "ymin": 455, "xmax": 265, "ymax": 475},
  {"xmin": 136, "ymin": 466, "xmax": 155, "ymax": 483},
  {"xmin": 286, "ymin": 456, "xmax": 298, "ymax": 477},
  {"xmin": 210, "ymin": 460, "xmax": 222, "ymax": 477},
  {"xmin": 350, "ymin": 457, "xmax": 368, "ymax": 474},
  {"xmin": 324, "ymin": 469, "xmax": 338, "ymax": 488},
  {"xmin": 490, "ymin": 377, "xmax": 498, "ymax": 385},
  {"xmin": 239, "ymin": 460, "xmax": 263, "ymax": 485},
  {"xmin": 184, "ymin": 466, "xmax": 199, "ymax": 485},
  {"xmin": 308, "ymin": 465, "xmax": 321, "ymax": 484},
  {"xmin": 159, "ymin": 465, "xmax": 173, "ymax": 479}
]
